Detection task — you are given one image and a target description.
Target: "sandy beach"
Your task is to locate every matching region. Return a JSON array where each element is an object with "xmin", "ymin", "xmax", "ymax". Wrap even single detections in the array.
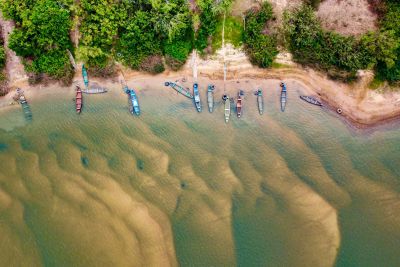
[{"xmin": 2, "ymin": 47, "xmax": 400, "ymax": 129}]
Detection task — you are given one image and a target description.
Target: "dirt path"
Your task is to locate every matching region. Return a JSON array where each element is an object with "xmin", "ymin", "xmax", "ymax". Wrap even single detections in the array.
[{"xmin": 0, "ymin": 14, "xmax": 27, "ymax": 84}]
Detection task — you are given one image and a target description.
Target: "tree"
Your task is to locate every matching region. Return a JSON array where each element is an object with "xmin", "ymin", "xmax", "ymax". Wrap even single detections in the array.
[{"xmin": 243, "ymin": 2, "xmax": 278, "ymax": 68}]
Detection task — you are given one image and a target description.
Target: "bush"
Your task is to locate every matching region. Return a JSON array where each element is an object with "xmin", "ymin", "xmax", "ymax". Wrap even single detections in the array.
[
  {"xmin": 284, "ymin": 5, "xmax": 374, "ymax": 74},
  {"xmin": 0, "ymin": 47, "xmax": 5, "ymax": 69},
  {"xmin": 375, "ymin": 1, "xmax": 400, "ymax": 82},
  {"xmin": 243, "ymin": 2, "xmax": 278, "ymax": 68},
  {"xmin": 164, "ymin": 39, "xmax": 192, "ymax": 70},
  {"xmin": 116, "ymin": 11, "xmax": 161, "ymax": 69},
  {"xmin": 6, "ymin": 0, "xmax": 73, "ymax": 78},
  {"xmin": 139, "ymin": 55, "xmax": 165, "ymax": 74}
]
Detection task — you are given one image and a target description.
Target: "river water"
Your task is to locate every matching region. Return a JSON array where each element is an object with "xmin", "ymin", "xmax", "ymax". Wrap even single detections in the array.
[{"xmin": 0, "ymin": 80, "xmax": 399, "ymax": 266}]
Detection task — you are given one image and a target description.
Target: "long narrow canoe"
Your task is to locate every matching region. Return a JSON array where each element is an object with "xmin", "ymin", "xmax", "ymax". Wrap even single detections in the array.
[
  {"xmin": 82, "ymin": 64, "xmax": 89, "ymax": 89},
  {"xmin": 223, "ymin": 94, "xmax": 230, "ymax": 123},
  {"xmin": 280, "ymin": 82, "xmax": 287, "ymax": 112},
  {"xmin": 193, "ymin": 83, "xmax": 201, "ymax": 112},
  {"xmin": 125, "ymin": 87, "xmax": 140, "ymax": 116},
  {"xmin": 76, "ymin": 86, "xmax": 83, "ymax": 114},
  {"xmin": 300, "ymin": 95, "xmax": 322, "ymax": 106},
  {"xmin": 83, "ymin": 87, "xmax": 108, "ymax": 94},
  {"xmin": 165, "ymin": 82, "xmax": 193, "ymax": 99},
  {"xmin": 237, "ymin": 91, "xmax": 242, "ymax": 118},
  {"xmin": 17, "ymin": 89, "xmax": 33, "ymax": 121},
  {"xmin": 207, "ymin": 85, "xmax": 214, "ymax": 113},
  {"xmin": 256, "ymin": 89, "xmax": 264, "ymax": 115}
]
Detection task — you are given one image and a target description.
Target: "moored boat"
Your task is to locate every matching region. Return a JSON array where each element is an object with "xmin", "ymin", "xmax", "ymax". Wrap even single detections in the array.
[
  {"xmin": 223, "ymin": 94, "xmax": 230, "ymax": 123},
  {"xmin": 193, "ymin": 83, "xmax": 202, "ymax": 112},
  {"xmin": 236, "ymin": 91, "xmax": 243, "ymax": 118},
  {"xmin": 280, "ymin": 82, "xmax": 287, "ymax": 112},
  {"xmin": 125, "ymin": 87, "xmax": 140, "ymax": 116},
  {"xmin": 256, "ymin": 89, "xmax": 264, "ymax": 115},
  {"xmin": 76, "ymin": 86, "xmax": 83, "ymax": 114},
  {"xmin": 207, "ymin": 84, "xmax": 214, "ymax": 113},
  {"xmin": 16, "ymin": 88, "xmax": 33, "ymax": 121},
  {"xmin": 299, "ymin": 95, "xmax": 322, "ymax": 106},
  {"xmin": 82, "ymin": 64, "xmax": 89, "ymax": 89},
  {"xmin": 83, "ymin": 87, "xmax": 108, "ymax": 94},
  {"xmin": 164, "ymin": 82, "xmax": 193, "ymax": 99}
]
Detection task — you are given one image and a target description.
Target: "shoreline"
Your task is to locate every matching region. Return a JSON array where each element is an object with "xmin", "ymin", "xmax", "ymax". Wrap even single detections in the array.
[{"xmin": 1, "ymin": 57, "xmax": 400, "ymax": 130}]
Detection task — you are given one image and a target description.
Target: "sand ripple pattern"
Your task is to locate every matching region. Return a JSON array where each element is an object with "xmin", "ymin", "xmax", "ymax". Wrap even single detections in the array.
[{"xmin": 0, "ymin": 86, "xmax": 399, "ymax": 267}]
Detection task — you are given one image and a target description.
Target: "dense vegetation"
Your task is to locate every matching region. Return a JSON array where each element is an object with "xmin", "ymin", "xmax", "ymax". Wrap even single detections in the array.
[
  {"xmin": 0, "ymin": 0, "xmax": 74, "ymax": 83},
  {"xmin": 76, "ymin": 0, "xmax": 193, "ymax": 74},
  {"xmin": 284, "ymin": 5, "xmax": 372, "ymax": 80},
  {"xmin": 243, "ymin": 2, "xmax": 278, "ymax": 68},
  {"xmin": 1, "ymin": 0, "xmax": 399, "ymax": 85},
  {"xmin": 284, "ymin": 1, "xmax": 400, "ymax": 83},
  {"xmin": 375, "ymin": 1, "xmax": 400, "ymax": 82}
]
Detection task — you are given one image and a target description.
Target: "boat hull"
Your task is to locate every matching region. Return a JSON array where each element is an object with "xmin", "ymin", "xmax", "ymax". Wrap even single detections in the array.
[
  {"xmin": 280, "ymin": 83, "xmax": 287, "ymax": 112},
  {"xmin": 207, "ymin": 85, "xmax": 214, "ymax": 113},
  {"xmin": 165, "ymin": 82, "xmax": 193, "ymax": 99},
  {"xmin": 224, "ymin": 96, "xmax": 230, "ymax": 123},
  {"xmin": 76, "ymin": 86, "xmax": 83, "ymax": 114},
  {"xmin": 126, "ymin": 88, "xmax": 140, "ymax": 116},
  {"xmin": 237, "ymin": 95, "xmax": 242, "ymax": 118},
  {"xmin": 193, "ymin": 83, "xmax": 202, "ymax": 112},
  {"xmin": 83, "ymin": 88, "xmax": 108, "ymax": 94},
  {"xmin": 299, "ymin": 96, "xmax": 322, "ymax": 106},
  {"xmin": 82, "ymin": 65, "xmax": 89, "ymax": 89},
  {"xmin": 257, "ymin": 90, "xmax": 263, "ymax": 115}
]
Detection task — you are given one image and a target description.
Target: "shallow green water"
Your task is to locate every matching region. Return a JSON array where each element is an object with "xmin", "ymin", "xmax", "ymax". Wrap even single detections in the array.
[{"xmin": 0, "ymin": 81, "xmax": 399, "ymax": 267}]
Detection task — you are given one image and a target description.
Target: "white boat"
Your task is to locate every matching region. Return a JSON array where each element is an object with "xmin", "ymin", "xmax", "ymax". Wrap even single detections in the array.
[
  {"xmin": 223, "ymin": 94, "xmax": 230, "ymax": 123},
  {"xmin": 207, "ymin": 85, "xmax": 214, "ymax": 113}
]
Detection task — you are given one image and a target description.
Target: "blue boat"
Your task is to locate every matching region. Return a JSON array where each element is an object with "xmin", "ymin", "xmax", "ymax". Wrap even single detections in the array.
[
  {"xmin": 125, "ymin": 87, "xmax": 140, "ymax": 116},
  {"xmin": 280, "ymin": 82, "xmax": 287, "ymax": 112},
  {"xmin": 193, "ymin": 83, "xmax": 201, "ymax": 112},
  {"xmin": 82, "ymin": 64, "xmax": 89, "ymax": 89}
]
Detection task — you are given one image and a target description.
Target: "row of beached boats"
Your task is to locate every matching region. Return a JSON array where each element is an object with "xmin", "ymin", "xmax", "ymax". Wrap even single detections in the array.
[
  {"xmin": 76, "ymin": 65, "xmax": 141, "ymax": 116},
  {"xmin": 164, "ymin": 81, "xmax": 299, "ymax": 122}
]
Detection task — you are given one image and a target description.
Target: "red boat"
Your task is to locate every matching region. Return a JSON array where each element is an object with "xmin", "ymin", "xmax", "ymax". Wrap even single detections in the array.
[
  {"xmin": 76, "ymin": 86, "xmax": 82, "ymax": 114},
  {"xmin": 237, "ymin": 91, "xmax": 243, "ymax": 118}
]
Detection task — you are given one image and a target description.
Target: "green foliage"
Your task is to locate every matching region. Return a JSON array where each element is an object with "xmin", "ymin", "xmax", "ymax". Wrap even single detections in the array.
[
  {"xmin": 375, "ymin": 1, "xmax": 400, "ymax": 82},
  {"xmin": 0, "ymin": 0, "xmax": 34, "ymax": 22},
  {"xmin": 212, "ymin": 16, "xmax": 243, "ymax": 52},
  {"xmin": 243, "ymin": 2, "xmax": 278, "ymax": 68},
  {"xmin": 0, "ymin": 46, "xmax": 5, "ymax": 69},
  {"xmin": 283, "ymin": 5, "xmax": 374, "ymax": 78},
  {"xmin": 6, "ymin": 0, "xmax": 73, "ymax": 78},
  {"xmin": 116, "ymin": 11, "xmax": 161, "ymax": 69},
  {"xmin": 164, "ymin": 38, "xmax": 192, "ymax": 70},
  {"xmin": 77, "ymin": 0, "xmax": 192, "ymax": 72}
]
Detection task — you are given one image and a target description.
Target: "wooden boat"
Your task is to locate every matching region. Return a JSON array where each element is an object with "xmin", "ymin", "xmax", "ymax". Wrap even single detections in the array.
[
  {"xmin": 193, "ymin": 83, "xmax": 202, "ymax": 112},
  {"xmin": 76, "ymin": 86, "xmax": 83, "ymax": 114},
  {"xmin": 164, "ymin": 82, "xmax": 193, "ymax": 99},
  {"xmin": 256, "ymin": 89, "xmax": 264, "ymax": 115},
  {"xmin": 207, "ymin": 84, "xmax": 214, "ymax": 113},
  {"xmin": 236, "ymin": 91, "xmax": 243, "ymax": 118},
  {"xmin": 280, "ymin": 82, "xmax": 287, "ymax": 112},
  {"xmin": 83, "ymin": 87, "xmax": 108, "ymax": 94},
  {"xmin": 82, "ymin": 64, "xmax": 89, "ymax": 89},
  {"xmin": 299, "ymin": 95, "xmax": 322, "ymax": 106},
  {"xmin": 125, "ymin": 87, "xmax": 140, "ymax": 116},
  {"xmin": 16, "ymin": 89, "xmax": 33, "ymax": 121},
  {"xmin": 223, "ymin": 94, "xmax": 230, "ymax": 123}
]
